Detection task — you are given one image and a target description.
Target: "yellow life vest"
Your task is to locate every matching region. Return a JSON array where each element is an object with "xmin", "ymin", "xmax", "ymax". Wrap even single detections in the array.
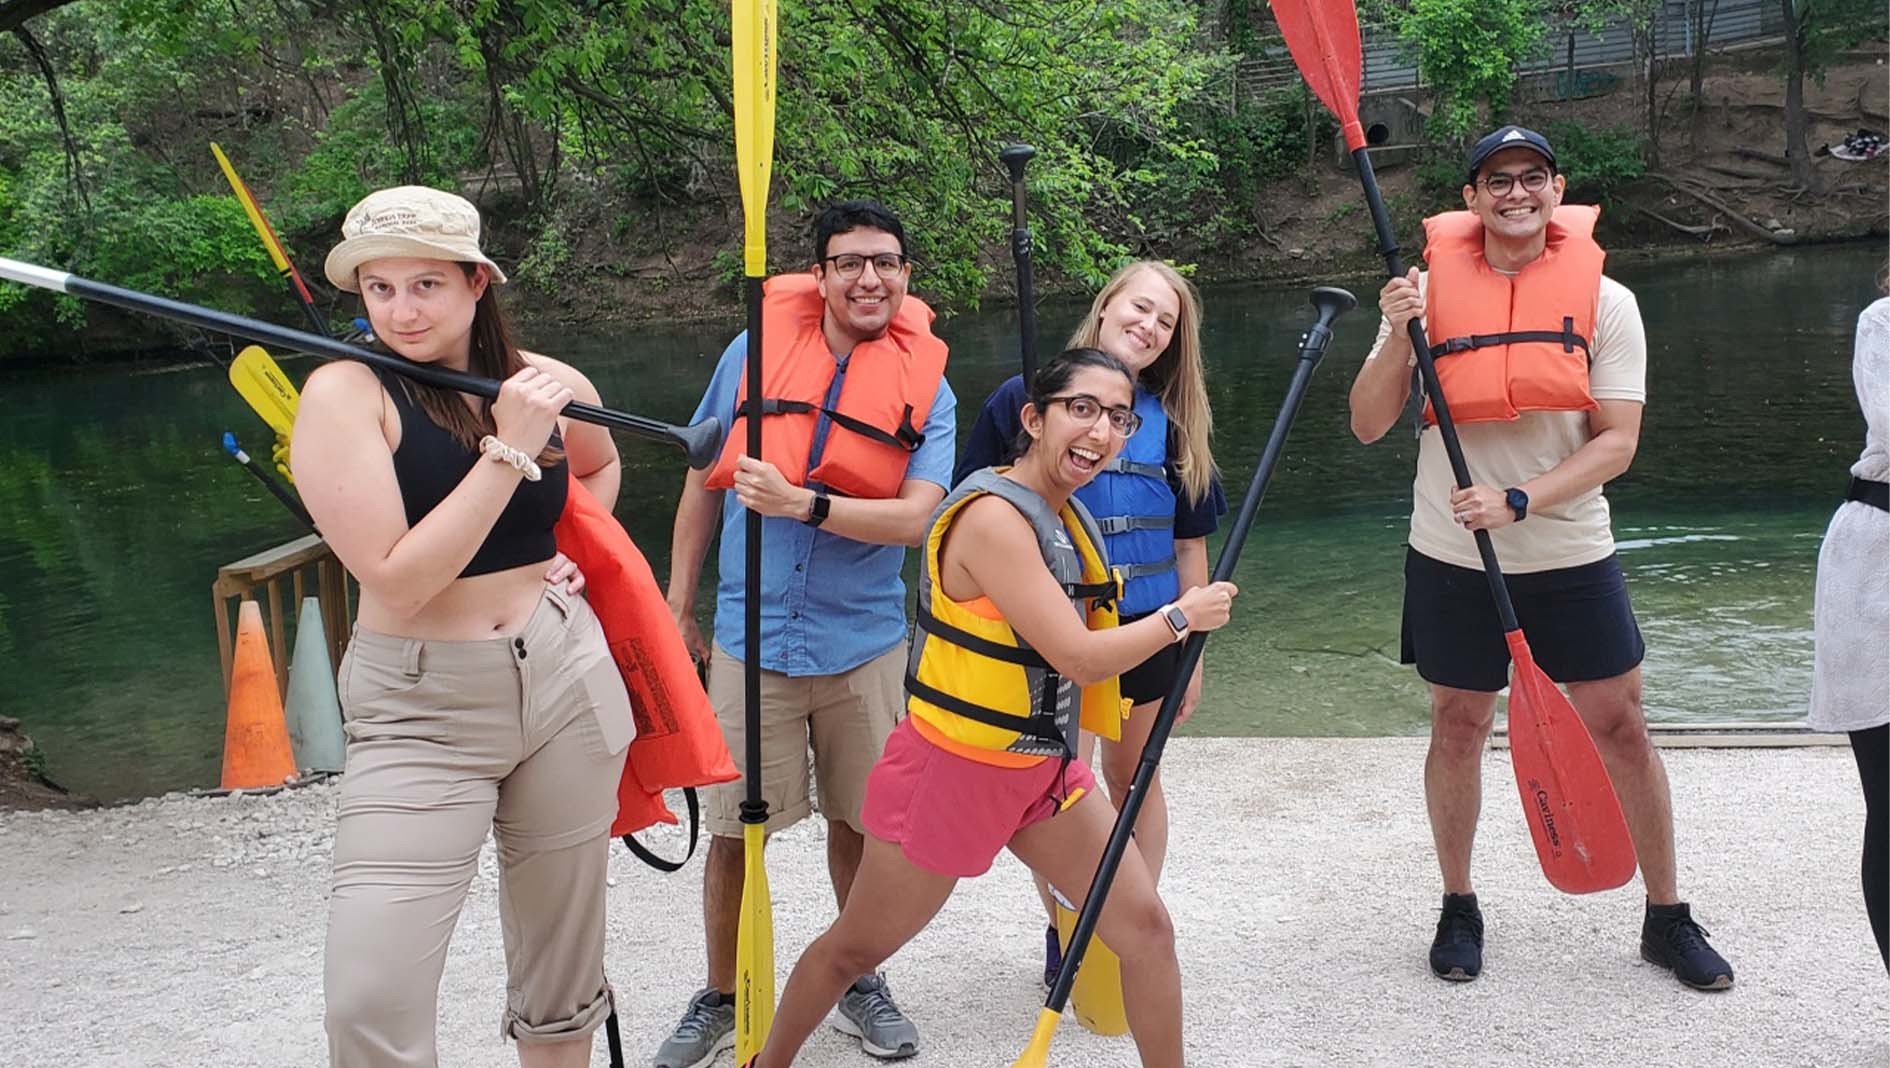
[{"xmin": 905, "ymin": 468, "xmax": 1127, "ymax": 758}]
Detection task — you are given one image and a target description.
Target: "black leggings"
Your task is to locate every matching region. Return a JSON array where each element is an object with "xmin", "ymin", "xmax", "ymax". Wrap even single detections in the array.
[{"xmin": 1851, "ymin": 725, "xmax": 1889, "ymax": 971}]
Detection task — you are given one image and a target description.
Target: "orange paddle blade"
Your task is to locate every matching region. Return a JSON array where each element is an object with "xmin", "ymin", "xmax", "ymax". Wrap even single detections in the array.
[
  {"xmin": 1268, "ymin": 0, "xmax": 1367, "ymax": 150},
  {"xmin": 1504, "ymin": 630, "xmax": 1638, "ymax": 894}
]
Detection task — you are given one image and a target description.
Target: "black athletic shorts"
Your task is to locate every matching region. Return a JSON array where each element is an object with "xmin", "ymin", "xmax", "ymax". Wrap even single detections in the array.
[
  {"xmin": 1399, "ymin": 547, "xmax": 1645, "ymax": 693},
  {"xmin": 1118, "ymin": 611, "xmax": 1186, "ymax": 705}
]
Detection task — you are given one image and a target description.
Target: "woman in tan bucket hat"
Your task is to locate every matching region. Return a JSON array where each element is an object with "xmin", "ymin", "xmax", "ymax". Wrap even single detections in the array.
[{"xmin": 294, "ymin": 185, "xmax": 633, "ymax": 1067}]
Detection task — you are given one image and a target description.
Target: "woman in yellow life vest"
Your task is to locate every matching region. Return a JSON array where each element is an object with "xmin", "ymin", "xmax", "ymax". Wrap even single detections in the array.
[{"xmin": 744, "ymin": 348, "xmax": 1239, "ymax": 1068}]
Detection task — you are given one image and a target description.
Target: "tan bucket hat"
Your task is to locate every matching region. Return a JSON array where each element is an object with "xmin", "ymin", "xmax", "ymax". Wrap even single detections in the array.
[{"xmin": 322, "ymin": 185, "xmax": 508, "ymax": 292}]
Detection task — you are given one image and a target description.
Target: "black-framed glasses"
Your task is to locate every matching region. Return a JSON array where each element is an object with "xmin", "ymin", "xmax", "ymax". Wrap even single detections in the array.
[
  {"xmin": 1044, "ymin": 394, "xmax": 1141, "ymax": 438},
  {"xmin": 820, "ymin": 253, "xmax": 910, "ymax": 279},
  {"xmin": 1478, "ymin": 169, "xmax": 1552, "ymax": 196}
]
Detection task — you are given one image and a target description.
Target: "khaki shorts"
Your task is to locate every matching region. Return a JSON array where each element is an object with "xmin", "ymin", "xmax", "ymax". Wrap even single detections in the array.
[
  {"xmin": 704, "ymin": 643, "xmax": 904, "ymax": 837},
  {"xmin": 324, "ymin": 584, "xmax": 633, "ymax": 1066}
]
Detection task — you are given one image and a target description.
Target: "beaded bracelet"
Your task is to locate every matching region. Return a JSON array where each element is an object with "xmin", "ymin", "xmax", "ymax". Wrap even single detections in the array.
[{"xmin": 479, "ymin": 435, "xmax": 543, "ymax": 482}]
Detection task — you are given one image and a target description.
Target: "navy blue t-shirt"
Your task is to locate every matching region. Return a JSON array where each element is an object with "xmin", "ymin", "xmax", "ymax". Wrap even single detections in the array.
[{"xmin": 952, "ymin": 374, "xmax": 1227, "ymax": 540}]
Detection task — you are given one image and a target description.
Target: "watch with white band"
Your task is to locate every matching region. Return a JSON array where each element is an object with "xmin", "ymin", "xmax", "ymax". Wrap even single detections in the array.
[{"xmin": 1158, "ymin": 602, "xmax": 1190, "ymax": 644}]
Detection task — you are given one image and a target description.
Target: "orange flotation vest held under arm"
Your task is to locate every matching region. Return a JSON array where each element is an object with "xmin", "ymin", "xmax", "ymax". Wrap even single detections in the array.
[
  {"xmin": 551, "ymin": 475, "xmax": 738, "ymax": 850},
  {"xmin": 704, "ymin": 272, "xmax": 949, "ymax": 499},
  {"xmin": 1420, "ymin": 204, "xmax": 1605, "ymax": 425}
]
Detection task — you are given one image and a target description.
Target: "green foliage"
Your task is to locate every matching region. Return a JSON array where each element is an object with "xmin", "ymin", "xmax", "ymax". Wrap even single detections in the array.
[
  {"xmin": 1396, "ymin": 0, "xmax": 1548, "ymax": 138},
  {"xmin": 1545, "ymin": 121, "xmax": 1644, "ymax": 201},
  {"xmin": 1788, "ymin": 0, "xmax": 1883, "ymax": 79},
  {"xmin": 514, "ymin": 214, "xmax": 573, "ymax": 290}
]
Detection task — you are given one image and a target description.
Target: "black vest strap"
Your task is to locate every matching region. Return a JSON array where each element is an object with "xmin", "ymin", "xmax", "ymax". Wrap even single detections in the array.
[
  {"xmin": 735, "ymin": 397, "xmax": 924, "ymax": 453},
  {"xmin": 914, "ymin": 605, "xmax": 1049, "ymax": 668},
  {"xmin": 904, "ymin": 674, "xmax": 1068, "ymax": 747},
  {"xmin": 1429, "ymin": 316, "xmax": 1593, "ymax": 363}
]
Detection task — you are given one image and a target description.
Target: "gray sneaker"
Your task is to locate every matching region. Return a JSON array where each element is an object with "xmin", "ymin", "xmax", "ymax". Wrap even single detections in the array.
[
  {"xmin": 832, "ymin": 972, "xmax": 919, "ymax": 1059},
  {"xmin": 653, "ymin": 987, "xmax": 735, "ymax": 1068}
]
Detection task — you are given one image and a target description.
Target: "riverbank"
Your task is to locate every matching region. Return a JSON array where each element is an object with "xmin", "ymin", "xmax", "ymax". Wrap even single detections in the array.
[{"xmin": 2, "ymin": 738, "xmax": 1882, "ymax": 1067}]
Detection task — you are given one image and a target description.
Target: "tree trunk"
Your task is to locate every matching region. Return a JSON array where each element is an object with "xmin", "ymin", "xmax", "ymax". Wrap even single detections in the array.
[
  {"xmin": 1638, "ymin": 18, "xmax": 1661, "ymax": 168},
  {"xmin": 1689, "ymin": 0, "xmax": 1709, "ymax": 110},
  {"xmin": 1780, "ymin": 0, "xmax": 1817, "ymax": 190}
]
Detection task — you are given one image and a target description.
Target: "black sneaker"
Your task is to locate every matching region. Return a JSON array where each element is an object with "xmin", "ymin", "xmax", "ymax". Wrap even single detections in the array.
[
  {"xmin": 1429, "ymin": 892, "xmax": 1484, "ymax": 981},
  {"xmin": 1641, "ymin": 902, "xmax": 1734, "ymax": 990},
  {"xmin": 1042, "ymin": 925, "xmax": 1063, "ymax": 990}
]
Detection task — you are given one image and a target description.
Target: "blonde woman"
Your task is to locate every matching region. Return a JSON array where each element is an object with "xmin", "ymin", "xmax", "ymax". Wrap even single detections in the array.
[
  {"xmin": 954, "ymin": 260, "xmax": 1224, "ymax": 984},
  {"xmin": 294, "ymin": 186, "xmax": 631, "ymax": 1067}
]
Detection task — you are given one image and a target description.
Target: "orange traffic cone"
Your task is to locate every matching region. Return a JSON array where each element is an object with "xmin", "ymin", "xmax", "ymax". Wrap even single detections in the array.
[{"xmin": 222, "ymin": 599, "xmax": 299, "ymax": 790}]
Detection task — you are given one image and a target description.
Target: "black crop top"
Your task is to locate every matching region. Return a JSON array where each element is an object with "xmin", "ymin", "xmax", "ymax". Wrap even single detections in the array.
[{"xmin": 377, "ymin": 367, "xmax": 568, "ymax": 577}]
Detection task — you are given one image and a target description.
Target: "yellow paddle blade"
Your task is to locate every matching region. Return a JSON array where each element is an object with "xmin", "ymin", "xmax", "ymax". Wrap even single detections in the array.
[
  {"xmin": 1055, "ymin": 902, "xmax": 1129, "ymax": 1036},
  {"xmin": 211, "ymin": 143, "xmax": 293, "ymax": 276},
  {"xmin": 735, "ymin": 820, "xmax": 775, "ymax": 1061},
  {"xmin": 731, "ymin": 0, "xmax": 778, "ymax": 277},
  {"xmin": 1011, "ymin": 1006, "xmax": 1062, "ymax": 1068},
  {"xmin": 230, "ymin": 346, "xmax": 300, "ymax": 440}
]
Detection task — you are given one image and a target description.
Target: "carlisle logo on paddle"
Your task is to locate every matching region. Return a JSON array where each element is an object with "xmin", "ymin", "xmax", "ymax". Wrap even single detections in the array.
[{"xmin": 1530, "ymin": 782, "xmax": 1563, "ymax": 854}]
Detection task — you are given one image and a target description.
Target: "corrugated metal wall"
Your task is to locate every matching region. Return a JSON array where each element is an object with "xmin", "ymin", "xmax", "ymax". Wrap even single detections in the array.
[{"xmin": 1233, "ymin": 0, "xmax": 1786, "ymax": 102}]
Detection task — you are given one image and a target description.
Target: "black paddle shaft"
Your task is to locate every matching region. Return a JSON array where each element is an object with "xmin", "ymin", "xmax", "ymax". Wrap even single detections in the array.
[
  {"xmin": 999, "ymin": 144, "xmax": 1040, "ymax": 382},
  {"xmin": 50, "ymin": 270, "xmax": 722, "ymax": 468},
  {"xmin": 1350, "ymin": 147, "xmax": 1523, "ymax": 635},
  {"xmin": 1047, "ymin": 286, "xmax": 1357, "ymax": 1011},
  {"xmin": 740, "ymin": 274, "xmax": 768, "ymax": 824}
]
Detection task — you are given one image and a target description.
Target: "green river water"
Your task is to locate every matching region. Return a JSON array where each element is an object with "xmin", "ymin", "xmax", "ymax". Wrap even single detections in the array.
[{"xmin": 1, "ymin": 242, "xmax": 1880, "ymax": 800}]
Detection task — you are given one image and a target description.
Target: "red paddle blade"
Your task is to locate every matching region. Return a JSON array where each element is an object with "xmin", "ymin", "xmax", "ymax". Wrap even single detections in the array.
[
  {"xmin": 1504, "ymin": 630, "xmax": 1638, "ymax": 894},
  {"xmin": 1269, "ymin": 0, "xmax": 1367, "ymax": 150}
]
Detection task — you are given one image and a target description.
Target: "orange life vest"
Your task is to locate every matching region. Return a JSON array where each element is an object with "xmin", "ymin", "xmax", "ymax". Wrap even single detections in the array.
[
  {"xmin": 551, "ymin": 475, "xmax": 738, "ymax": 838},
  {"xmin": 1420, "ymin": 205, "xmax": 1605, "ymax": 425},
  {"xmin": 703, "ymin": 273, "xmax": 948, "ymax": 499}
]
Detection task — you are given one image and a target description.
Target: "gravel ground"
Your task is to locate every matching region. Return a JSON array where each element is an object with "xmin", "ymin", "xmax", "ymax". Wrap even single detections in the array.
[{"xmin": 2, "ymin": 738, "xmax": 1884, "ymax": 1068}]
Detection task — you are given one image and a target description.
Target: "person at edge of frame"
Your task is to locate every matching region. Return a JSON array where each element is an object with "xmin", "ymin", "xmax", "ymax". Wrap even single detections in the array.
[
  {"xmin": 1808, "ymin": 263, "xmax": 1890, "ymax": 973},
  {"xmin": 1346, "ymin": 124, "xmax": 1734, "ymax": 991}
]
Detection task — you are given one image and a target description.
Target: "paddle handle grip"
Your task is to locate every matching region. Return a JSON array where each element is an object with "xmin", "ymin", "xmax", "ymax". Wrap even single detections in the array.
[
  {"xmin": 1350, "ymin": 148, "xmax": 1521, "ymax": 634},
  {"xmin": 223, "ymin": 432, "xmax": 317, "ymax": 532},
  {"xmin": 1045, "ymin": 289, "xmax": 1350, "ymax": 1012},
  {"xmin": 1000, "ymin": 144, "xmax": 1039, "ymax": 383}
]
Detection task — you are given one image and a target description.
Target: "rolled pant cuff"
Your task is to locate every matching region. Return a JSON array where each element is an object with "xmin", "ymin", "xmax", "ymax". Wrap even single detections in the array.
[{"xmin": 503, "ymin": 982, "xmax": 614, "ymax": 1045}]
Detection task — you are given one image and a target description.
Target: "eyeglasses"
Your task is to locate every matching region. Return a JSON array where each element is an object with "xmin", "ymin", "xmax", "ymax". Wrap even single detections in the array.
[
  {"xmin": 1044, "ymin": 394, "xmax": 1142, "ymax": 438},
  {"xmin": 820, "ymin": 253, "xmax": 910, "ymax": 280},
  {"xmin": 1478, "ymin": 169, "xmax": 1552, "ymax": 196}
]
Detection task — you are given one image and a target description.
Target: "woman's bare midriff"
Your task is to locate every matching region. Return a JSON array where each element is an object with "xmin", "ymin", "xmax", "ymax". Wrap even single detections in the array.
[{"xmin": 353, "ymin": 560, "xmax": 558, "ymax": 640}]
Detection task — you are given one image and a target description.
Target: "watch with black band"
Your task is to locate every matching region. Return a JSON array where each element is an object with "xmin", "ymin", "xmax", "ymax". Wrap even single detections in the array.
[
  {"xmin": 803, "ymin": 491, "xmax": 831, "ymax": 528},
  {"xmin": 1505, "ymin": 487, "xmax": 1530, "ymax": 522}
]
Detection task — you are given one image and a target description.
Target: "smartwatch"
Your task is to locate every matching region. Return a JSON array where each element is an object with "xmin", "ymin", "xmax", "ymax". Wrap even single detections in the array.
[
  {"xmin": 1505, "ymin": 487, "xmax": 1530, "ymax": 523},
  {"xmin": 803, "ymin": 491, "xmax": 832, "ymax": 528},
  {"xmin": 1159, "ymin": 603, "xmax": 1190, "ymax": 644}
]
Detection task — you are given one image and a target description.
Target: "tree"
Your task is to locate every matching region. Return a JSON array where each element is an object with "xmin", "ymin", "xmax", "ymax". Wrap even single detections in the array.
[
  {"xmin": 1396, "ymin": 0, "xmax": 1547, "ymax": 139},
  {"xmin": 1688, "ymin": 0, "xmax": 1723, "ymax": 112},
  {"xmin": 1780, "ymin": 0, "xmax": 1880, "ymax": 191}
]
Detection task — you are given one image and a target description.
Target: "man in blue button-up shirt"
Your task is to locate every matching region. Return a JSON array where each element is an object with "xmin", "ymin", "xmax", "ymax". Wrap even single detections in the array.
[{"xmin": 655, "ymin": 201, "xmax": 955, "ymax": 1066}]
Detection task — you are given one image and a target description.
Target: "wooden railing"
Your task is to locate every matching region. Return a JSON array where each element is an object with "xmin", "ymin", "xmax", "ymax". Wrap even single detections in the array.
[{"xmin": 213, "ymin": 534, "xmax": 354, "ymax": 698}]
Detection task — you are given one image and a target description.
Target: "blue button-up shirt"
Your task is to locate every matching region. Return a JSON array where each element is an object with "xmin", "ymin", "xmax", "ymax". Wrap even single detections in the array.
[{"xmin": 692, "ymin": 330, "xmax": 957, "ymax": 676}]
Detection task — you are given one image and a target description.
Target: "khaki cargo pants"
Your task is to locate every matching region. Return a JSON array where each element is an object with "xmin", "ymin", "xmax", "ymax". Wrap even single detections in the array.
[{"xmin": 324, "ymin": 584, "xmax": 633, "ymax": 1067}]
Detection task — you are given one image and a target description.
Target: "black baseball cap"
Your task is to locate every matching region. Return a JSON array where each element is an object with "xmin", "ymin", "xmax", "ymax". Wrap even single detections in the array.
[{"xmin": 1465, "ymin": 125, "xmax": 1557, "ymax": 182}]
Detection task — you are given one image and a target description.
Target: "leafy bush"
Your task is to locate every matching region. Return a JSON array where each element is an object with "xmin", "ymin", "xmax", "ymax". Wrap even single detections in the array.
[{"xmin": 1544, "ymin": 121, "xmax": 1645, "ymax": 202}]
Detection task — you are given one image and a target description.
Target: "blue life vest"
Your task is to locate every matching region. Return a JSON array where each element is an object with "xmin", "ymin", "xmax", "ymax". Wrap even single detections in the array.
[{"xmin": 1073, "ymin": 388, "xmax": 1177, "ymax": 616}]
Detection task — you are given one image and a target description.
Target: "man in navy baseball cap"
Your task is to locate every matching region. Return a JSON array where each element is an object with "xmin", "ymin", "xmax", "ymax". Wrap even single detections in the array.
[
  {"xmin": 1465, "ymin": 124, "xmax": 1557, "ymax": 182},
  {"xmin": 1345, "ymin": 117, "xmax": 1738, "ymax": 995}
]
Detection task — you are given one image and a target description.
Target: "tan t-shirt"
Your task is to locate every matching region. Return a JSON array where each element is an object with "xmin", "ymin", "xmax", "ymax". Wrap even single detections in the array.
[{"xmin": 1365, "ymin": 272, "xmax": 1647, "ymax": 573}]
